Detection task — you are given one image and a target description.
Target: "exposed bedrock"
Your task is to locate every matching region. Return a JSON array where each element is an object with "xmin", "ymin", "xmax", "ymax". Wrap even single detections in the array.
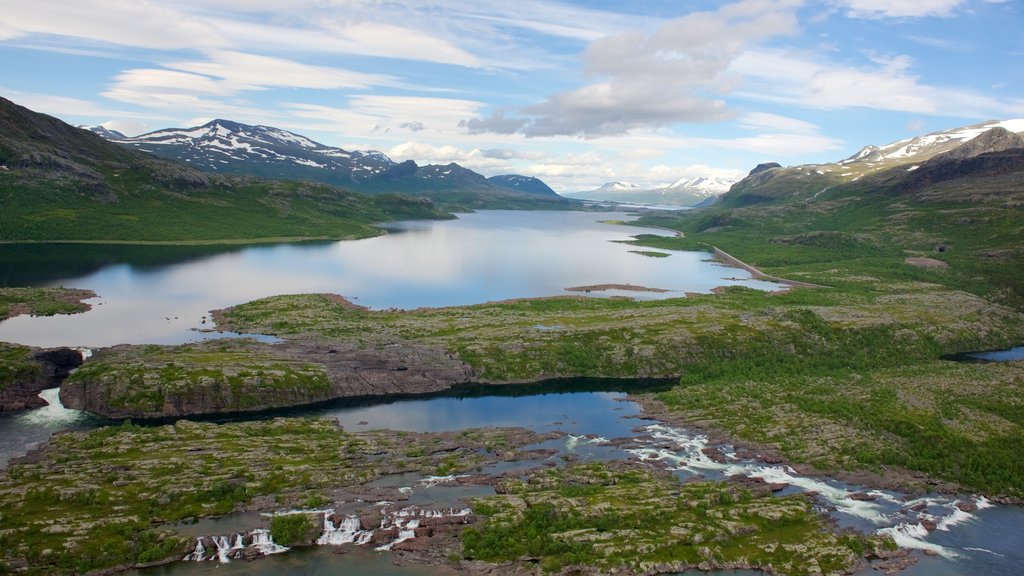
[{"xmin": 59, "ymin": 339, "xmax": 478, "ymax": 419}]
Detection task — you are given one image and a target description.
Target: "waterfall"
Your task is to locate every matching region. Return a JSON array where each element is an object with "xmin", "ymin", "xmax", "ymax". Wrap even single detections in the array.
[
  {"xmin": 183, "ymin": 538, "xmax": 206, "ymax": 561},
  {"xmin": 250, "ymin": 528, "xmax": 288, "ymax": 555},
  {"xmin": 316, "ymin": 514, "xmax": 374, "ymax": 546},
  {"xmin": 184, "ymin": 507, "xmax": 472, "ymax": 562}
]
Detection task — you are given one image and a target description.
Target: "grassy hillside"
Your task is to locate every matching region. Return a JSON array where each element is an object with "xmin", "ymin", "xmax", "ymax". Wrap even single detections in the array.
[{"xmin": 0, "ymin": 96, "xmax": 450, "ymax": 242}]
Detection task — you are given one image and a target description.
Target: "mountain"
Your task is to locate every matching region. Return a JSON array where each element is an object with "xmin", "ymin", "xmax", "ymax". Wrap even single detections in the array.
[
  {"xmin": 839, "ymin": 119, "xmax": 1024, "ymax": 167},
  {"xmin": 718, "ymin": 119, "xmax": 1024, "ymax": 208},
  {"xmin": 114, "ymin": 120, "xmax": 395, "ymax": 186},
  {"xmin": 108, "ymin": 120, "xmax": 571, "ymax": 208},
  {"xmin": 79, "ymin": 125, "xmax": 126, "ymax": 140},
  {"xmin": 0, "ymin": 96, "xmax": 449, "ymax": 242},
  {"xmin": 486, "ymin": 174, "xmax": 558, "ymax": 196},
  {"xmin": 565, "ymin": 178, "xmax": 734, "ymax": 206}
]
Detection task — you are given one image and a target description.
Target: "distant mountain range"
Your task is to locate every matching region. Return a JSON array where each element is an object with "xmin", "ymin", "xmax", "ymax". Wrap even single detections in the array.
[
  {"xmin": 564, "ymin": 176, "xmax": 735, "ymax": 206},
  {"xmin": 87, "ymin": 120, "xmax": 566, "ymax": 207}
]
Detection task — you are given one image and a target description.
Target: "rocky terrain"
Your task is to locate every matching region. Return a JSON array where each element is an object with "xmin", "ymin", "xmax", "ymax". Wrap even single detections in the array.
[
  {"xmin": 461, "ymin": 462, "xmax": 898, "ymax": 576},
  {"xmin": 0, "ymin": 287, "xmax": 95, "ymax": 411},
  {"xmin": 0, "ymin": 417, "xmax": 555, "ymax": 575}
]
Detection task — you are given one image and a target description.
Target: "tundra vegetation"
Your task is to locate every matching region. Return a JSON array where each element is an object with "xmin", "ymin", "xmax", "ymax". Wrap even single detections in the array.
[
  {"xmin": 0, "ymin": 418, "xmax": 547, "ymax": 575},
  {"xmin": 463, "ymin": 462, "xmax": 896, "ymax": 575}
]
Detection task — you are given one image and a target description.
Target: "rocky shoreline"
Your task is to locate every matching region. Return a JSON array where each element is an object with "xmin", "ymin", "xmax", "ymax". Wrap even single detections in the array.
[{"xmin": 632, "ymin": 394, "xmax": 1019, "ymax": 504}]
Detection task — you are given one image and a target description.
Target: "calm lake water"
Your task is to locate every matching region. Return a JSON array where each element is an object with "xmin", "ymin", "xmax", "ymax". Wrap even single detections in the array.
[{"xmin": 0, "ymin": 210, "xmax": 778, "ymax": 348}]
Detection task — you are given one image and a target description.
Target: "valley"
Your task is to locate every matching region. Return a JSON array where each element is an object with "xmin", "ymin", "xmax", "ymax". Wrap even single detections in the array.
[{"xmin": 1, "ymin": 98, "xmax": 1024, "ymax": 576}]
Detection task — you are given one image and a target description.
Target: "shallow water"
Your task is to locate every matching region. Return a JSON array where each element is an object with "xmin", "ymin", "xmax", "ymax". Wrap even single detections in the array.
[
  {"xmin": 0, "ymin": 388, "xmax": 107, "ymax": 467},
  {"xmin": 5, "ymin": 384, "xmax": 1022, "ymax": 576},
  {"xmin": 0, "ymin": 210, "xmax": 778, "ymax": 347},
  {"xmin": 950, "ymin": 344, "xmax": 1024, "ymax": 363}
]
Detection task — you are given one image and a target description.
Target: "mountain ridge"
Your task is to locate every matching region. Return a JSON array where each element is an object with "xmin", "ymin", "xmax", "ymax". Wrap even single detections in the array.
[
  {"xmin": 718, "ymin": 119, "xmax": 1024, "ymax": 208},
  {"xmin": 105, "ymin": 119, "xmax": 567, "ymax": 207},
  {"xmin": 565, "ymin": 177, "xmax": 735, "ymax": 206}
]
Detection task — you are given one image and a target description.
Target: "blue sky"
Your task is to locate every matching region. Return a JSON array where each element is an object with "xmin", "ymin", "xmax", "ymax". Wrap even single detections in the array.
[{"xmin": 2, "ymin": 0, "xmax": 1022, "ymax": 192}]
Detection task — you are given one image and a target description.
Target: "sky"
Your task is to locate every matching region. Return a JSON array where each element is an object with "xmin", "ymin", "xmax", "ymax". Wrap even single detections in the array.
[{"xmin": 2, "ymin": 0, "xmax": 1022, "ymax": 192}]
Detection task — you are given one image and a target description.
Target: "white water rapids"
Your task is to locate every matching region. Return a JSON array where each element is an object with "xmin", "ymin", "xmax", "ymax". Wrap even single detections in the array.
[{"xmin": 627, "ymin": 423, "xmax": 993, "ymax": 559}]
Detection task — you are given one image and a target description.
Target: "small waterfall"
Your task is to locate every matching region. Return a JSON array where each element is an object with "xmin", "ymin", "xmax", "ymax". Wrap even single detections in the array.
[
  {"xmin": 183, "ymin": 538, "xmax": 206, "ymax": 561},
  {"xmin": 184, "ymin": 507, "xmax": 472, "ymax": 562},
  {"xmin": 316, "ymin": 514, "xmax": 374, "ymax": 546},
  {"xmin": 183, "ymin": 528, "xmax": 287, "ymax": 562},
  {"xmin": 250, "ymin": 528, "xmax": 288, "ymax": 555}
]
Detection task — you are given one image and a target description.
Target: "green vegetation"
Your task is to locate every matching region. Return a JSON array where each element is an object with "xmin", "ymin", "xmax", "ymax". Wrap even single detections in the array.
[
  {"xmin": 0, "ymin": 343, "xmax": 40, "ymax": 391},
  {"xmin": 0, "ymin": 287, "xmax": 95, "ymax": 321},
  {"xmin": 463, "ymin": 462, "xmax": 892, "ymax": 575},
  {"xmin": 628, "ymin": 250, "xmax": 671, "ymax": 258},
  {"xmin": 206, "ymin": 283, "xmax": 1024, "ymax": 496},
  {"xmin": 0, "ymin": 173, "xmax": 451, "ymax": 243},
  {"xmin": 0, "ymin": 418, "xmax": 544, "ymax": 575},
  {"xmin": 64, "ymin": 340, "xmax": 333, "ymax": 417},
  {"xmin": 270, "ymin": 514, "xmax": 320, "ymax": 546}
]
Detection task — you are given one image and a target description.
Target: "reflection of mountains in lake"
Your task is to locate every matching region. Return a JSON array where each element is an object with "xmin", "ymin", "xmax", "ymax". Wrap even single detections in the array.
[{"xmin": 0, "ymin": 242, "xmax": 328, "ymax": 287}]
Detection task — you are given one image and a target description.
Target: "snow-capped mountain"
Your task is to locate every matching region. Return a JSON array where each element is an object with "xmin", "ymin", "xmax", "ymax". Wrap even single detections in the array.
[
  {"xmin": 662, "ymin": 176, "xmax": 734, "ymax": 196},
  {"xmin": 720, "ymin": 119, "xmax": 1024, "ymax": 208},
  {"xmin": 91, "ymin": 117, "xmax": 573, "ymax": 204},
  {"xmin": 595, "ymin": 181, "xmax": 643, "ymax": 193},
  {"xmin": 102, "ymin": 119, "xmax": 563, "ymax": 202},
  {"xmin": 80, "ymin": 125, "xmax": 127, "ymax": 140},
  {"xmin": 114, "ymin": 120, "xmax": 396, "ymax": 185},
  {"xmin": 565, "ymin": 177, "xmax": 735, "ymax": 206},
  {"xmin": 841, "ymin": 119, "xmax": 1024, "ymax": 167}
]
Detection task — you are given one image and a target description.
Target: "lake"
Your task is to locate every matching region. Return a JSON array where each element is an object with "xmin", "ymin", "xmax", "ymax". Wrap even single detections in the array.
[
  {"xmin": 0, "ymin": 210, "xmax": 779, "ymax": 348},
  {"xmin": 3, "ymin": 209, "xmax": 1018, "ymax": 576}
]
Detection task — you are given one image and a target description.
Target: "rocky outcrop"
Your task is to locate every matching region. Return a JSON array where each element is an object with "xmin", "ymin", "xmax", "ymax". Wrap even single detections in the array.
[
  {"xmin": 748, "ymin": 162, "xmax": 781, "ymax": 176},
  {"xmin": 59, "ymin": 339, "xmax": 478, "ymax": 419},
  {"xmin": 0, "ymin": 345, "xmax": 83, "ymax": 412}
]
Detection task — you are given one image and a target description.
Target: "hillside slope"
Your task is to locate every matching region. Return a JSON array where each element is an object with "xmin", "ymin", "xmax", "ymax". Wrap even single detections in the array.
[{"xmin": 0, "ymin": 97, "xmax": 449, "ymax": 242}]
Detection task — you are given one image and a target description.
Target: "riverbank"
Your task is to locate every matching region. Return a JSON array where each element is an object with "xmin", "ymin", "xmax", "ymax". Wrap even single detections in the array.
[{"xmin": 711, "ymin": 246, "xmax": 830, "ymax": 289}]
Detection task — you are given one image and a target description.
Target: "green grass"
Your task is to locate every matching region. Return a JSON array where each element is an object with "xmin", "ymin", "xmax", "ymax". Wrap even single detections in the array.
[
  {"xmin": 0, "ymin": 173, "xmax": 450, "ymax": 243},
  {"xmin": 0, "ymin": 343, "xmax": 41, "ymax": 391}
]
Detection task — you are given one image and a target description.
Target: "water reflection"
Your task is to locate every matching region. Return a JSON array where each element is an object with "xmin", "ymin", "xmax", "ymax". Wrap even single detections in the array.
[{"xmin": 0, "ymin": 210, "xmax": 780, "ymax": 347}]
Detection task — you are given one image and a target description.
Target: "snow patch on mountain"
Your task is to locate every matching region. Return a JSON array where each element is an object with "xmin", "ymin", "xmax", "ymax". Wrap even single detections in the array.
[{"xmin": 841, "ymin": 119, "xmax": 1024, "ymax": 166}]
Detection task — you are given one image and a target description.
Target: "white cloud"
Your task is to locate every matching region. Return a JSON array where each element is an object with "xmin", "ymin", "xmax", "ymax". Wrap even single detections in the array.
[
  {"xmin": 737, "ymin": 112, "xmax": 821, "ymax": 134},
  {"xmin": 731, "ymin": 49, "xmax": 1024, "ymax": 118},
  {"xmin": 2, "ymin": 0, "xmax": 226, "ymax": 49},
  {"xmin": 834, "ymin": 0, "xmax": 966, "ymax": 18},
  {"xmin": 102, "ymin": 51, "xmax": 396, "ymax": 119},
  {"xmin": 167, "ymin": 51, "xmax": 392, "ymax": 91},
  {"xmin": 282, "ymin": 96, "xmax": 488, "ymax": 141},
  {"xmin": 385, "ymin": 141, "xmax": 515, "ymax": 172},
  {"xmin": 0, "ymin": 87, "xmax": 161, "ymax": 120},
  {"xmin": 463, "ymin": 0, "xmax": 804, "ymax": 138}
]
